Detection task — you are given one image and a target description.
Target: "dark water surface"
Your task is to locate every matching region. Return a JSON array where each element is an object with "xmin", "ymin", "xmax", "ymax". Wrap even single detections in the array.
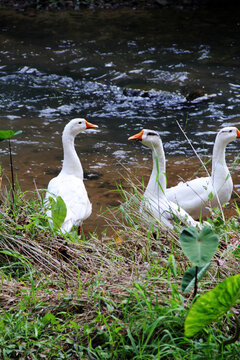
[{"xmin": 0, "ymin": 7, "xmax": 240, "ymax": 232}]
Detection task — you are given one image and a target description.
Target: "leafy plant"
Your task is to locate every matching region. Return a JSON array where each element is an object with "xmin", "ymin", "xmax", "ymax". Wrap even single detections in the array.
[
  {"xmin": 47, "ymin": 195, "xmax": 67, "ymax": 231},
  {"xmin": 185, "ymin": 275, "xmax": 240, "ymax": 348},
  {"xmin": 180, "ymin": 226, "xmax": 219, "ymax": 297},
  {"xmin": 0, "ymin": 173, "xmax": 239, "ymax": 358},
  {"xmin": 0, "ymin": 129, "xmax": 22, "ymax": 205},
  {"xmin": 181, "ymin": 262, "xmax": 211, "ymax": 294},
  {"xmin": 0, "ymin": 130, "xmax": 21, "ymax": 142}
]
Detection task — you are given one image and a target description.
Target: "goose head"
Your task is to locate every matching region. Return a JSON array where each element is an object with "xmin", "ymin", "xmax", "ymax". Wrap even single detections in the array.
[
  {"xmin": 128, "ymin": 129, "xmax": 161, "ymax": 150},
  {"xmin": 64, "ymin": 118, "xmax": 98, "ymax": 138},
  {"xmin": 216, "ymin": 126, "xmax": 240, "ymax": 146}
]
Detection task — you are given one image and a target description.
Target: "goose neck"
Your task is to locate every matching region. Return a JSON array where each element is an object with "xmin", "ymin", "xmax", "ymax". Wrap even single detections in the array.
[
  {"xmin": 61, "ymin": 131, "xmax": 83, "ymax": 178},
  {"xmin": 212, "ymin": 137, "xmax": 228, "ymax": 167},
  {"xmin": 211, "ymin": 137, "xmax": 228, "ymax": 181},
  {"xmin": 146, "ymin": 141, "xmax": 167, "ymax": 196}
]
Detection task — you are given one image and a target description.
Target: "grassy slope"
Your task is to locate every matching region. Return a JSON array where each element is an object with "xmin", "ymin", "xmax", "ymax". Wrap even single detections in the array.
[{"xmin": 0, "ymin": 180, "xmax": 239, "ymax": 359}]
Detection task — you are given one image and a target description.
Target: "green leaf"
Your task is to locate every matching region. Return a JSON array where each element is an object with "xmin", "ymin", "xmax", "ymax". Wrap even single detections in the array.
[
  {"xmin": 168, "ymin": 254, "xmax": 177, "ymax": 277},
  {"xmin": 13, "ymin": 130, "xmax": 22, "ymax": 136},
  {"xmin": 0, "ymin": 249, "xmax": 30, "ymax": 265},
  {"xmin": 0, "ymin": 130, "xmax": 15, "ymax": 141},
  {"xmin": 42, "ymin": 312, "xmax": 58, "ymax": 325},
  {"xmin": 208, "ymin": 192, "xmax": 213, "ymax": 200},
  {"xmin": 185, "ymin": 275, "xmax": 240, "ymax": 337},
  {"xmin": 49, "ymin": 196, "xmax": 67, "ymax": 230},
  {"xmin": 0, "ymin": 130, "xmax": 22, "ymax": 141},
  {"xmin": 180, "ymin": 226, "xmax": 218, "ymax": 266},
  {"xmin": 181, "ymin": 263, "xmax": 211, "ymax": 294}
]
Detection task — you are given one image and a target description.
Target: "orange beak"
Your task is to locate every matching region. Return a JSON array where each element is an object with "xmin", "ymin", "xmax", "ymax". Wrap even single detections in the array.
[
  {"xmin": 128, "ymin": 129, "xmax": 144, "ymax": 141},
  {"xmin": 85, "ymin": 120, "xmax": 99, "ymax": 129},
  {"xmin": 237, "ymin": 128, "xmax": 240, "ymax": 138}
]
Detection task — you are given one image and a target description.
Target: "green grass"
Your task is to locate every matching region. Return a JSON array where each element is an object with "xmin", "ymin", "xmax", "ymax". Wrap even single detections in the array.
[{"xmin": 0, "ymin": 179, "xmax": 239, "ymax": 359}]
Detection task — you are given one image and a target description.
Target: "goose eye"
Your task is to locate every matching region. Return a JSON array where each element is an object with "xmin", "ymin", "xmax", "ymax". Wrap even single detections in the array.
[
  {"xmin": 229, "ymin": 130, "xmax": 232, "ymax": 133},
  {"xmin": 148, "ymin": 132, "xmax": 158, "ymax": 136}
]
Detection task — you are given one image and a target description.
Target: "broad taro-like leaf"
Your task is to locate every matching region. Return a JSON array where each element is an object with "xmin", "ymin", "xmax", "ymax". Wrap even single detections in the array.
[
  {"xmin": 181, "ymin": 263, "xmax": 211, "ymax": 294},
  {"xmin": 180, "ymin": 226, "xmax": 218, "ymax": 266},
  {"xmin": 48, "ymin": 196, "xmax": 67, "ymax": 230},
  {"xmin": 185, "ymin": 275, "xmax": 240, "ymax": 337}
]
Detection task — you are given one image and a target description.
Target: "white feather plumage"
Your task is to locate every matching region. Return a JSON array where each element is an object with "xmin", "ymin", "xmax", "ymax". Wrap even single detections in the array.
[
  {"xmin": 129, "ymin": 129, "xmax": 200, "ymax": 229},
  {"xmin": 166, "ymin": 126, "xmax": 240, "ymax": 218},
  {"xmin": 46, "ymin": 118, "xmax": 98, "ymax": 233}
]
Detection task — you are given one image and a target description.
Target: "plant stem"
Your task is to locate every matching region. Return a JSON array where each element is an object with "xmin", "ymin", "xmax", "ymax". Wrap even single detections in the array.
[
  {"xmin": 193, "ymin": 266, "xmax": 198, "ymax": 299},
  {"xmin": 8, "ymin": 139, "xmax": 15, "ymax": 205}
]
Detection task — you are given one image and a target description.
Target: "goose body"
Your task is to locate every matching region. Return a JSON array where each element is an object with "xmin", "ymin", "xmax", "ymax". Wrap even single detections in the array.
[
  {"xmin": 46, "ymin": 118, "xmax": 98, "ymax": 233},
  {"xmin": 128, "ymin": 129, "xmax": 200, "ymax": 229},
  {"xmin": 166, "ymin": 127, "xmax": 240, "ymax": 219}
]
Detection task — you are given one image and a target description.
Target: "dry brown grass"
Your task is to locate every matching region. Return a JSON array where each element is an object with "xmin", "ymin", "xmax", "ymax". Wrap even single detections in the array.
[{"xmin": 0, "ymin": 175, "xmax": 239, "ymax": 331}]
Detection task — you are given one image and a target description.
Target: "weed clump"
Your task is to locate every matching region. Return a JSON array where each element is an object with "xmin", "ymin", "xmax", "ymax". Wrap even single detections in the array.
[{"xmin": 0, "ymin": 176, "xmax": 239, "ymax": 359}]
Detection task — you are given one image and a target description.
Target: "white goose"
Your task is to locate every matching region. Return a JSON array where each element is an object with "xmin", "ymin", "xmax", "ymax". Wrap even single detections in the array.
[
  {"xmin": 166, "ymin": 126, "xmax": 240, "ymax": 219},
  {"xmin": 46, "ymin": 118, "xmax": 98, "ymax": 233},
  {"xmin": 128, "ymin": 129, "xmax": 200, "ymax": 229}
]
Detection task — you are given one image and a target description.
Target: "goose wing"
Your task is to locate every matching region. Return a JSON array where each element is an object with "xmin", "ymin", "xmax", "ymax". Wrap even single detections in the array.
[
  {"xmin": 166, "ymin": 176, "xmax": 213, "ymax": 218},
  {"xmin": 142, "ymin": 192, "xmax": 200, "ymax": 229},
  {"xmin": 46, "ymin": 174, "xmax": 92, "ymax": 231}
]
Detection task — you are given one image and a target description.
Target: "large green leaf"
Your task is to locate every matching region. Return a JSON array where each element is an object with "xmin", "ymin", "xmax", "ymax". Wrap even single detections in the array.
[
  {"xmin": 180, "ymin": 226, "xmax": 218, "ymax": 266},
  {"xmin": 48, "ymin": 196, "xmax": 67, "ymax": 230},
  {"xmin": 0, "ymin": 130, "xmax": 22, "ymax": 141},
  {"xmin": 185, "ymin": 275, "xmax": 240, "ymax": 337},
  {"xmin": 181, "ymin": 263, "xmax": 211, "ymax": 294}
]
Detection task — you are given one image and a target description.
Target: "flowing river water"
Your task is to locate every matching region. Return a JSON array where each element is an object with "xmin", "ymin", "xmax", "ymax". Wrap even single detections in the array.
[{"xmin": 0, "ymin": 7, "xmax": 239, "ymax": 233}]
